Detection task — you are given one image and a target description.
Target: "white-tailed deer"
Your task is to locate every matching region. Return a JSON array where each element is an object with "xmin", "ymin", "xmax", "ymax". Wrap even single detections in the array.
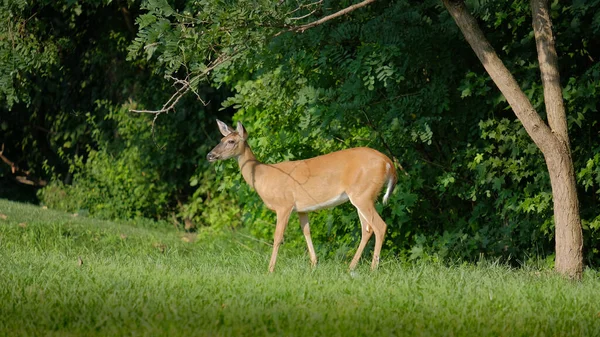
[{"xmin": 207, "ymin": 120, "xmax": 397, "ymax": 272}]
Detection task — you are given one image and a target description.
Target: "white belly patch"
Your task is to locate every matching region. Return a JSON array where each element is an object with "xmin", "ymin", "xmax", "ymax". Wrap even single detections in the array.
[{"xmin": 296, "ymin": 193, "xmax": 349, "ymax": 212}]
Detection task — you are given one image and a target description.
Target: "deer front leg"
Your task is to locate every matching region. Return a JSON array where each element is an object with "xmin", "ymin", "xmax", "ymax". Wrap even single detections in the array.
[{"xmin": 268, "ymin": 208, "xmax": 292, "ymax": 273}]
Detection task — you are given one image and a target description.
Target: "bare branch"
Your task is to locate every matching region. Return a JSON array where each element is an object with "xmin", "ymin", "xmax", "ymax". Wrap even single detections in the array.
[
  {"xmin": 130, "ymin": 51, "xmax": 235, "ymax": 116},
  {"xmin": 290, "ymin": 9, "xmax": 319, "ymax": 21},
  {"xmin": 15, "ymin": 176, "xmax": 46, "ymax": 186},
  {"xmin": 128, "ymin": 50, "xmax": 239, "ymax": 147},
  {"xmin": 0, "ymin": 143, "xmax": 19, "ymax": 173},
  {"xmin": 143, "ymin": 42, "xmax": 159, "ymax": 50},
  {"xmin": 0, "ymin": 144, "xmax": 47, "ymax": 186},
  {"xmin": 130, "ymin": 81, "xmax": 191, "ymax": 115},
  {"xmin": 120, "ymin": 6, "xmax": 136, "ymax": 35},
  {"xmin": 286, "ymin": 0, "xmax": 323, "ymax": 16},
  {"xmin": 289, "ymin": 0, "xmax": 376, "ymax": 33}
]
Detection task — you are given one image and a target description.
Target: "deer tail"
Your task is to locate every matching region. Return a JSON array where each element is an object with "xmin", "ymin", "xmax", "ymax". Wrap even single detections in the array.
[{"xmin": 383, "ymin": 162, "xmax": 397, "ymax": 205}]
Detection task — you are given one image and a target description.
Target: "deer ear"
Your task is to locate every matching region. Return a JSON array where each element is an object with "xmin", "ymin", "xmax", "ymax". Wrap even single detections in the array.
[
  {"xmin": 236, "ymin": 121, "xmax": 247, "ymax": 141},
  {"xmin": 216, "ymin": 119, "xmax": 234, "ymax": 137}
]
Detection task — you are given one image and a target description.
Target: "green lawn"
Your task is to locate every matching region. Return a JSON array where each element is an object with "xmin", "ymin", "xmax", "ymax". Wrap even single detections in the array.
[{"xmin": 1, "ymin": 199, "xmax": 599, "ymax": 336}]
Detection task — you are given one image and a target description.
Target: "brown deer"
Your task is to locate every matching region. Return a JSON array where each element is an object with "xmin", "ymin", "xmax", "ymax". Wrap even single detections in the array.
[{"xmin": 207, "ymin": 120, "xmax": 397, "ymax": 272}]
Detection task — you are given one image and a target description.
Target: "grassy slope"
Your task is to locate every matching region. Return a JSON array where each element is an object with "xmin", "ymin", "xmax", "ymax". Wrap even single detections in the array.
[{"xmin": 1, "ymin": 199, "xmax": 599, "ymax": 337}]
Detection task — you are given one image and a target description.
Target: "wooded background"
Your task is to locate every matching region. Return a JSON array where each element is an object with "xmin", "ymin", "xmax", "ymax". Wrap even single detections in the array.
[{"xmin": 1, "ymin": 0, "xmax": 599, "ymax": 268}]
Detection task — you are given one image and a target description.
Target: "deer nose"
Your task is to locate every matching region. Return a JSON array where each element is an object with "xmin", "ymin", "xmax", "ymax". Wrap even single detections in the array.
[{"xmin": 207, "ymin": 152, "xmax": 218, "ymax": 162}]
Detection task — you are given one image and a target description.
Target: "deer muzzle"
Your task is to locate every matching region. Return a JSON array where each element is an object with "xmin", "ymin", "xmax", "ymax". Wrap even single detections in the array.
[{"xmin": 206, "ymin": 152, "xmax": 219, "ymax": 162}]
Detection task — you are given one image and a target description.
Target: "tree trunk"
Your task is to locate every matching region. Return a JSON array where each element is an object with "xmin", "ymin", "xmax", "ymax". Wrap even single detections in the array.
[
  {"xmin": 442, "ymin": 0, "xmax": 583, "ymax": 279},
  {"xmin": 531, "ymin": 0, "xmax": 583, "ymax": 278}
]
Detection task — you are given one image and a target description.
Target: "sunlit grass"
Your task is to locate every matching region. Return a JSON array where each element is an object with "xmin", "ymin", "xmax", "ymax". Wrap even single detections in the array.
[{"xmin": 1, "ymin": 199, "xmax": 599, "ymax": 336}]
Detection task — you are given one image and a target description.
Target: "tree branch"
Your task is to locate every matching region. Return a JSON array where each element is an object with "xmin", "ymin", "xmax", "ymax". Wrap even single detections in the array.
[
  {"xmin": 531, "ymin": 0, "xmax": 569, "ymax": 150},
  {"xmin": 286, "ymin": 0, "xmax": 323, "ymax": 16},
  {"xmin": 130, "ymin": 52, "xmax": 233, "ymax": 115},
  {"xmin": 129, "ymin": 51, "xmax": 235, "ymax": 137},
  {"xmin": 120, "ymin": 6, "xmax": 136, "ymax": 35},
  {"xmin": 278, "ymin": 0, "xmax": 376, "ymax": 35},
  {"xmin": 0, "ymin": 144, "xmax": 47, "ymax": 186},
  {"xmin": 441, "ymin": 0, "xmax": 556, "ymax": 155},
  {"xmin": 290, "ymin": 9, "xmax": 319, "ymax": 21}
]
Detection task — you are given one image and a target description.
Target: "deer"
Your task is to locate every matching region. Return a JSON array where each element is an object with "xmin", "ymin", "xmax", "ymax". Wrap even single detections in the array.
[{"xmin": 207, "ymin": 119, "xmax": 397, "ymax": 272}]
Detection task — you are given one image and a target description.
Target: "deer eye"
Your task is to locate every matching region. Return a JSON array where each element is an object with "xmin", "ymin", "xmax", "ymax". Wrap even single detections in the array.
[{"xmin": 227, "ymin": 139, "xmax": 236, "ymax": 145}]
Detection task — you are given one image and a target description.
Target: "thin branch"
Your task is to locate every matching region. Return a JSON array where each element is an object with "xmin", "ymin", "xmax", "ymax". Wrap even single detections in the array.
[
  {"xmin": 0, "ymin": 143, "xmax": 20, "ymax": 173},
  {"xmin": 286, "ymin": 0, "xmax": 323, "ymax": 16},
  {"xmin": 130, "ymin": 80, "xmax": 191, "ymax": 115},
  {"xmin": 0, "ymin": 144, "xmax": 47, "ymax": 186},
  {"xmin": 129, "ymin": 77, "xmax": 190, "ymax": 149},
  {"xmin": 128, "ymin": 50, "xmax": 239, "ymax": 148},
  {"xmin": 290, "ymin": 9, "xmax": 319, "ymax": 21},
  {"xmin": 290, "ymin": 0, "xmax": 376, "ymax": 33},
  {"xmin": 143, "ymin": 42, "xmax": 159, "ymax": 50},
  {"xmin": 129, "ymin": 50, "xmax": 236, "ymax": 137},
  {"xmin": 120, "ymin": 6, "xmax": 136, "ymax": 35}
]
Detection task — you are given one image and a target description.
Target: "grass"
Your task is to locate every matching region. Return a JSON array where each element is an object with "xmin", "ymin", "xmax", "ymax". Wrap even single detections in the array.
[{"xmin": 1, "ymin": 198, "xmax": 599, "ymax": 336}]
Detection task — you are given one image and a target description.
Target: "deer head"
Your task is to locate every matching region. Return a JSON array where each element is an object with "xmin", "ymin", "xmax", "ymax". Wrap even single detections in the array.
[{"xmin": 206, "ymin": 119, "xmax": 248, "ymax": 162}]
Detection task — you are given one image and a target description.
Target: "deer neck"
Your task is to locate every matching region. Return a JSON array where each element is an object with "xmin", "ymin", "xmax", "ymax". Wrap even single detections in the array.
[{"xmin": 237, "ymin": 144, "xmax": 262, "ymax": 189}]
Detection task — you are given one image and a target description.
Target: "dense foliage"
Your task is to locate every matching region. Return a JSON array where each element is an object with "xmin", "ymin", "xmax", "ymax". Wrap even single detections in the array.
[{"xmin": 1, "ymin": 0, "xmax": 599, "ymax": 266}]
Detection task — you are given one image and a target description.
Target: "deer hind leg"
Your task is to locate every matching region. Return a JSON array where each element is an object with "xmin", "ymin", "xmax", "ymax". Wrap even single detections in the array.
[
  {"xmin": 349, "ymin": 211, "xmax": 373, "ymax": 270},
  {"xmin": 370, "ymin": 210, "xmax": 387, "ymax": 270},
  {"xmin": 298, "ymin": 212, "xmax": 317, "ymax": 268},
  {"xmin": 350, "ymin": 200, "xmax": 387, "ymax": 270},
  {"xmin": 268, "ymin": 208, "xmax": 293, "ymax": 273}
]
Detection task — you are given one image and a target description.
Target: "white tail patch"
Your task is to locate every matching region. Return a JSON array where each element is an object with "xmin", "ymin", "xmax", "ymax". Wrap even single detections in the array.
[{"xmin": 382, "ymin": 163, "xmax": 394, "ymax": 204}]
